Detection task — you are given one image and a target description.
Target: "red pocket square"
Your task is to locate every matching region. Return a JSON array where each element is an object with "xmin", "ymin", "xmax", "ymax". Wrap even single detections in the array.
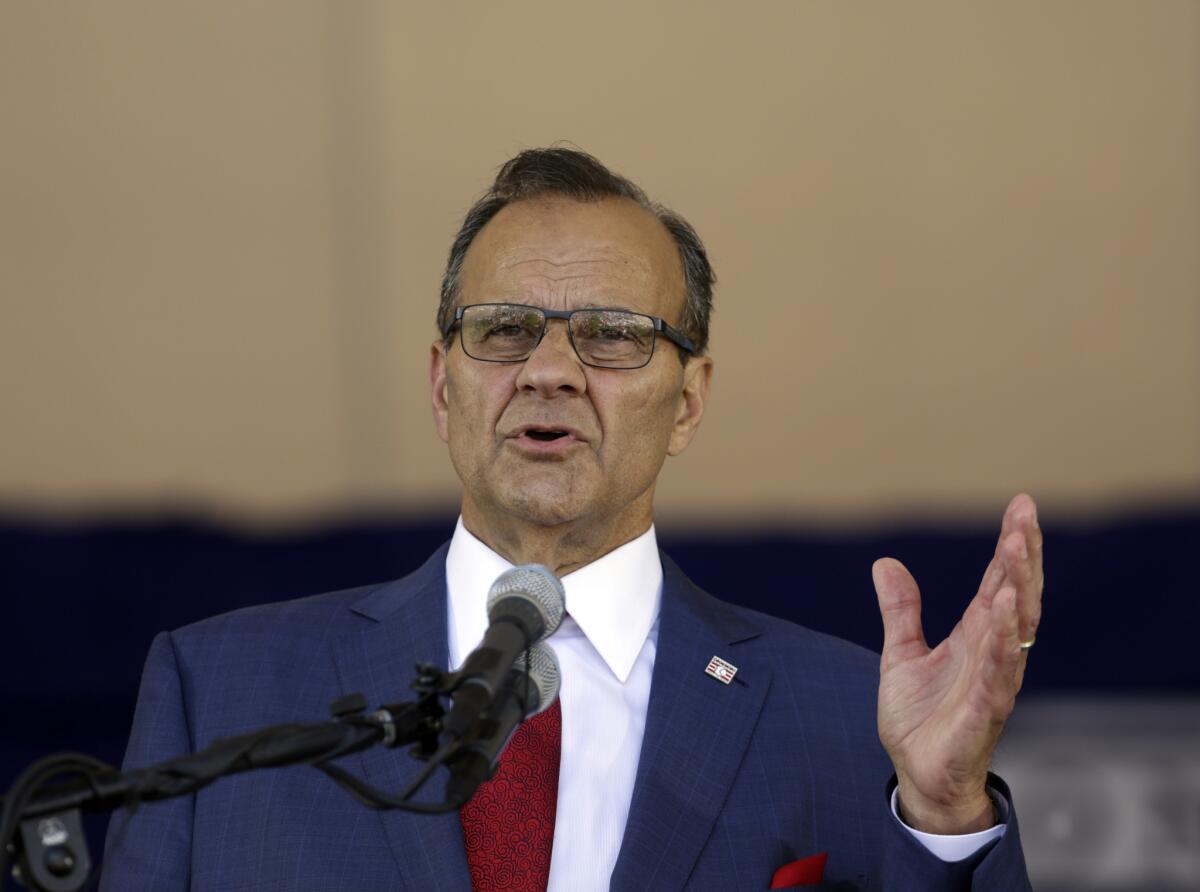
[{"xmin": 770, "ymin": 851, "xmax": 828, "ymax": 888}]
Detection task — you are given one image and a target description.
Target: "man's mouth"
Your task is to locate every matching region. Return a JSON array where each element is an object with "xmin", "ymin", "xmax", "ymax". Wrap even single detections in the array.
[{"xmin": 508, "ymin": 424, "xmax": 587, "ymax": 450}]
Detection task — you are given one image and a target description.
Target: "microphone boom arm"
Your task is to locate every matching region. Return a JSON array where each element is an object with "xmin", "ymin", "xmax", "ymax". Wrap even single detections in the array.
[{"xmin": 0, "ymin": 663, "xmax": 458, "ymax": 892}]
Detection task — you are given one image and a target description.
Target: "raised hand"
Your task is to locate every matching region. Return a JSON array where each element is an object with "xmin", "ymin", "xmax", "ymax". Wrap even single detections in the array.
[{"xmin": 873, "ymin": 493, "xmax": 1043, "ymax": 834}]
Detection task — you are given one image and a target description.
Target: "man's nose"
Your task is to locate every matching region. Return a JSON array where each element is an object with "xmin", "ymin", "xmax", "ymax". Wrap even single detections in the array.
[{"xmin": 514, "ymin": 319, "xmax": 587, "ymax": 396}]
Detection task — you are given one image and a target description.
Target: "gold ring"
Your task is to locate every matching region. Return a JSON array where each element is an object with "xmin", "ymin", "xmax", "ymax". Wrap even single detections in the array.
[{"xmin": 1018, "ymin": 637, "xmax": 1035, "ymax": 652}]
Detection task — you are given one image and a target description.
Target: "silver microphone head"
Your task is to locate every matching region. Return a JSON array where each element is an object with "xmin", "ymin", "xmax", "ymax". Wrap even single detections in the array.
[
  {"xmin": 487, "ymin": 564, "xmax": 566, "ymax": 640},
  {"xmin": 515, "ymin": 641, "xmax": 561, "ymax": 716}
]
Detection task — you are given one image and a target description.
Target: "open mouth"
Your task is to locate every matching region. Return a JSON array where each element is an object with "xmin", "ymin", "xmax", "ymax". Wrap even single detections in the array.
[{"xmin": 525, "ymin": 430, "xmax": 569, "ymax": 442}]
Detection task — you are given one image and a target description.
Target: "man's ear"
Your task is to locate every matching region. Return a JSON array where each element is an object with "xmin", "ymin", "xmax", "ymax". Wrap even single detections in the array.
[
  {"xmin": 667, "ymin": 355, "xmax": 713, "ymax": 456},
  {"xmin": 430, "ymin": 340, "xmax": 450, "ymax": 444}
]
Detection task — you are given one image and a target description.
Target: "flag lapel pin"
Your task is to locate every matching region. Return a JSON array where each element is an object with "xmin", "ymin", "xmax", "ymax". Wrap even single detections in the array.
[{"xmin": 705, "ymin": 655, "xmax": 738, "ymax": 685}]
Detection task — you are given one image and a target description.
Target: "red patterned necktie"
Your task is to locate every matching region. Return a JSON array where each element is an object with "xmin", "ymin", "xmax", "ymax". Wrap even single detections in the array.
[{"xmin": 460, "ymin": 698, "xmax": 562, "ymax": 891}]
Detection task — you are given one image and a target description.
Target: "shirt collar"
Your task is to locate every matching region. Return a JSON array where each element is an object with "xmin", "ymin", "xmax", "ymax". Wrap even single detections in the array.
[{"xmin": 445, "ymin": 516, "xmax": 662, "ymax": 683}]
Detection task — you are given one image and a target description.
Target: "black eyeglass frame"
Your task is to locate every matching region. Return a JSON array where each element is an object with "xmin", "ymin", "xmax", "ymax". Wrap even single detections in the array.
[{"xmin": 443, "ymin": 303, "xmax": 697, "ymax": 369}]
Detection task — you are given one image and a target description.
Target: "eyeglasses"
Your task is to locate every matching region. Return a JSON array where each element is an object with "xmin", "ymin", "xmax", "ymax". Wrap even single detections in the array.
[{"xmin": 444, "ymin": 303, "xmax": 696, "ymax": 370}]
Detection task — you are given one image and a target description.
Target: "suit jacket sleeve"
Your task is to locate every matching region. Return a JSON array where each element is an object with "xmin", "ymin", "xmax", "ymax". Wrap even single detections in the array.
[
  {"xmin": 878, "ymin": 773, "xmax": 1031, "ymax": 891},
  {"xmin": 99, "ymin": 631, "xmax": 195, "ymax": 891}
]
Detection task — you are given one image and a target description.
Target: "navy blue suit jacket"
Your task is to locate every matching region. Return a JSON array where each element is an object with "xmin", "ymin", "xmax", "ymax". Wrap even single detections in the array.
[{"xmin": 101, "ymin": 545, "xmax": 1031, "ymax": 890}]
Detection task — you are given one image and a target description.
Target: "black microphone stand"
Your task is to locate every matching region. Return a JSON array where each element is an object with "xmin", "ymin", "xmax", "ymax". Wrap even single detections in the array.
[{"xmin": 0, "ymin": 662, "xmax": 476, "ymax": 892}]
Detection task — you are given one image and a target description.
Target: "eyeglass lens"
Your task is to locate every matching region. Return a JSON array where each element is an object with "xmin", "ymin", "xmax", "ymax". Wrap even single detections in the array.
[{"xmin": 460, "ymin": 305, "xmax": 656, "ymax": 368}]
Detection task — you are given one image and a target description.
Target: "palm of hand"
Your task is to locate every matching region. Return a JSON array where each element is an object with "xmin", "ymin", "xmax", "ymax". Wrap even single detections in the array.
[{"xmin": 873, "ymin": 494, "xmax": 1042, "ymax": 831}]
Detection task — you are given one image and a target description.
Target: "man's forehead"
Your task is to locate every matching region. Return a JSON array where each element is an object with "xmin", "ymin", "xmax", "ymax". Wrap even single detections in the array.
[
  {"xmin": 461, "ymin": 197, "xmax": 683, "ymax": 298},
  {"xmin": 492, "ymin": 244, "xmax": 653, "ymax": 277}
]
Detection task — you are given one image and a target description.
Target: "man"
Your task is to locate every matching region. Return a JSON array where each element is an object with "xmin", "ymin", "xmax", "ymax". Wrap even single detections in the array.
[{"xmin": 102, "ymin": 148, "xmax": 1040, "ymax": 890}]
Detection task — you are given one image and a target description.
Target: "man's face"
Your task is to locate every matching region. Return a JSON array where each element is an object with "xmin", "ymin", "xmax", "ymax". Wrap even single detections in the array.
[{"xmin": 430, "ymin": 196, "xmax": 712, "ymax": 538}]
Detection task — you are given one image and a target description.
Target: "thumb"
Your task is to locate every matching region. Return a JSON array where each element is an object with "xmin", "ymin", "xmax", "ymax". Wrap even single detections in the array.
[{"xmin": 873, "ymin": 558, "xmax": 929, "ymax": 665}]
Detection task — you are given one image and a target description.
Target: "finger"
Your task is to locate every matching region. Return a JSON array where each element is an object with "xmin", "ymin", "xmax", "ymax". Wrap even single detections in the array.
[
  {"xmin": 1018, "ymin": 570, "xmax": 1043, "ymax": 645},
  {"xmin": 999, "ymin": 525, "xmax": 1042, "ymax": 644},
  {"xmin": 1023, "ymin": 495, "xmax": 1043, "ymax": 573},
  {"xmin": 974, "ymin": 494, "xmax": 1032, "ymax": 607},
  {"xmin": 873, "ymin": 558, "xmax": 929, "ymax": 665},
  {"xmin": 1017, "ymin": 528, "xmax": 1043, "ymax": 645},
  {"xmin": 1009, "ymin": 494, "xmax": 1042, "ymax": 582},
  {"xmin": 1023, "ymin": 497, "xmax": 1045, "ymax": 603},
  {"xmin": 975, "ymin": 558, "xmax": 1008, "ymax": 611},
  {"xmin": 977, "ymin": 493, "xmax": 1038, "ymax": 609},
  {"xmin": 981, "ymin": 585, "xmax": 1023, "ymax": 711}
]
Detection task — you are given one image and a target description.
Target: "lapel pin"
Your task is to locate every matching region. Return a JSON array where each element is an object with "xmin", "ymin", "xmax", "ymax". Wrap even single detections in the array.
[{"xmin": 705, "ymin": 655, "xmax": 738, "ymax": 685}]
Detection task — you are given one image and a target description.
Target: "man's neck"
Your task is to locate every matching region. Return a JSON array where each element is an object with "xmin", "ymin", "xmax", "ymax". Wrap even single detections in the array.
[{"xmin": 460, "ymin": 501, "xmax": 653, "ymax": 577}]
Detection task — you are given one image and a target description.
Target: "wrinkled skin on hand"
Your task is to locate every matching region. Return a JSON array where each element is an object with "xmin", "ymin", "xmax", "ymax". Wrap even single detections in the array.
[{"xmin": 874, "ymin": 493, "xmax": 1043, "ymax": 834}]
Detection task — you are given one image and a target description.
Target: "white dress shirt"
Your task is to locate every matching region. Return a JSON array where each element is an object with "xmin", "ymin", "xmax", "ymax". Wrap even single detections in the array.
[{"xmin": 445, "ymin": 518, "xmax": 1003, "ymax": 890}]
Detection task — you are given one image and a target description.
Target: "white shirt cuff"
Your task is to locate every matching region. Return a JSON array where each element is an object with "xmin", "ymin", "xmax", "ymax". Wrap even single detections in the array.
[{"xmin": 890, "ymin": 786, "xmax": 1008, "ymax": 862}]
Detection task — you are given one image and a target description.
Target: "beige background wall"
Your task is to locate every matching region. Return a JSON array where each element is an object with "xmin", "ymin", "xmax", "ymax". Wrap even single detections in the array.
[{"xmin": 2, "ymin": 2, "xmax": 1197, "ymax": 525}]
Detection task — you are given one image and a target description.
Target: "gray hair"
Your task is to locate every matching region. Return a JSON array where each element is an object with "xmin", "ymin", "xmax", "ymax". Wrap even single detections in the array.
[{"xmin": 437, "ymin": 147, "xmax": 714, "ymax": 358}]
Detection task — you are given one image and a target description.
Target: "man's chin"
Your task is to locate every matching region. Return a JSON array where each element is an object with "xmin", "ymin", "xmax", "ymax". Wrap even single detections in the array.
[
  {"xmin": 486, "ymin": 476, "xmax": 597, "ymax": 528},
  {"xmin": 500, "ymin": 493, "xmax": 590, "ymax": 528},
  {"xmin": 481, "ymin": 459, "xmax": 580, "ymax": 509}
]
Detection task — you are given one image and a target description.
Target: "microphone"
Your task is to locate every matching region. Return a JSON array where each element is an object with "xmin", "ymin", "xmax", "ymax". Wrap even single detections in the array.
[
  {"xmin": 441, "ymin": 564, "xmax": 565, "ymax": 742},
  {"xmin": 446, "ymin": 641, "xmax": 560, "ymax": 805}
]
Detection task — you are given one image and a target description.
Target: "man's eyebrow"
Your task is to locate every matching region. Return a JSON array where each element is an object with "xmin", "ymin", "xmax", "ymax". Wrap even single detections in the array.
[
  {"xmin": 473, "ymin": 300, "xmax": 640, "ymax": 313},
  {"xmin": 582, "ymin": 303, "xmax": 637, "ymax": 313}
]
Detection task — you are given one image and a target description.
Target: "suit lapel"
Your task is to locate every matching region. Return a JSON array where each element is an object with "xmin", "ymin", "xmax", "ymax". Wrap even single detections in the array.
[
  {"xmin": 610, "ymin": 555, "xmax": 772, "ymax": 891},
  {"xmin": 328, "ymin": 544, "xmax": 472, "ymax": 892}
]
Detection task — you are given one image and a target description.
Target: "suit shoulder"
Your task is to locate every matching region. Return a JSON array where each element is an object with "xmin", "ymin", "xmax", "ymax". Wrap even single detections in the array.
[
  {"xmin": 167, "ymin": 542, "xmax": 448, "ymax": 649},
  {"xmin": 169, "ymin": 581, "xmax": 382, "ymax": 645},
  {"xmin": 726, "ymin": 600, "xmax": 880, "ymax": 674},
  {"xmin": 738, "ymin": 601, "xmax": 879, "ymax": 660},
  {"xmin": 661, "ymin": 550, "xmax": 881, "ymax": 674}
]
